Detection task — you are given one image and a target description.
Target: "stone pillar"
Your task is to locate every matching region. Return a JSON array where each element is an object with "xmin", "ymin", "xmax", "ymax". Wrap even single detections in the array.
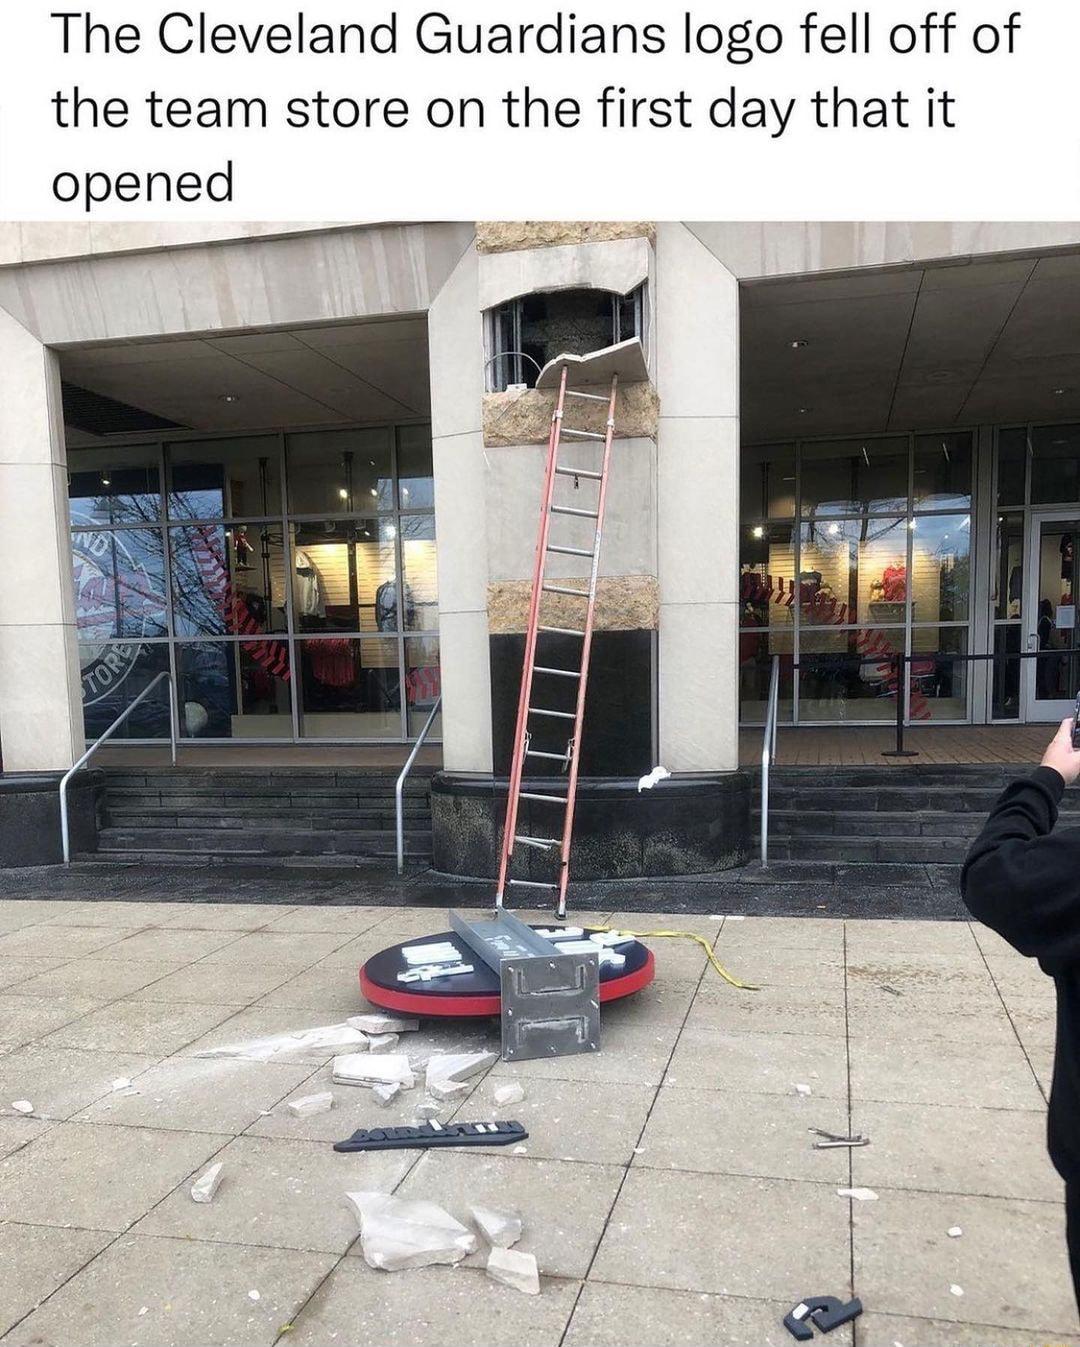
[
  {"xmin": 0, "ymin": 307, "xmax": 84, "ymax": 772},
  {"xmin": 655, "ymin": 224, "xmax": 741, "ymax": 772},
  {"xmin": 428, "ymin": 242, "xmax": 494, "ymax": 773}
]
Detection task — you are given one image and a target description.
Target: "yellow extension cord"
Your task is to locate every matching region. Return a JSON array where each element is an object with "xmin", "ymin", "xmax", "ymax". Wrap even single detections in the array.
[{"xmin": 593, "ymin": 923, "xmax": 760, "ymax": 992}]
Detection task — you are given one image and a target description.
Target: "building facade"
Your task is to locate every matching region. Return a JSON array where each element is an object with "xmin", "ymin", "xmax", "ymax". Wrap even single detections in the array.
[{"xmin": 2, "ymin": 220, "xmax": 1079, "ymax": 870}]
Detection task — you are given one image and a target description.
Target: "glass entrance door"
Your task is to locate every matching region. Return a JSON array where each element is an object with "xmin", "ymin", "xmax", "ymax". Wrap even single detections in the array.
[{"xmin": 1023, "ymin": 511, "xmax": 1080, "ymax": 721}]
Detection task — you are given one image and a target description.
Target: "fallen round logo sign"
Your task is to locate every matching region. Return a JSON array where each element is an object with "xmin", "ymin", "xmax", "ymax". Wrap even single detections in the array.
[{"xmin": 71, "ymin": 521, "xmax": 167, "ymax": 706}]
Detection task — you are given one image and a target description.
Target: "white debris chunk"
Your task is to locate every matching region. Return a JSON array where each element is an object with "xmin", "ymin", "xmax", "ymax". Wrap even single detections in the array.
[
  {"xmin": 190, "ymin": 1162, "xmax": 224, "ymax": 1203},
  {"xmin": 947, "ymin": 1225, "xmax": 963, "ymax": 1238},
  {"xmin": 10, "ymin": 1100, "xmax": 34, "ymax": 1115},
  {"xmin": 196, "ymin": 1021, "xmax": 368, "ymax": 1061},
  {"xmin": 425, "ymin": 1052, "xmax": 498, "ymax": 1094},
  {"xmin": 636, "ymin": 765, "xmax": 671, "ymax": 792},
  {"xmin": 366, "ymin": 1033, "xmax": 400, "ymax": 1052},
  {"xmin": 949, "ymin": 1284, "xmax": 964, "ymax": 1297},
  {"xmin": 837, "ymin": 1187, "xmax": 878, "ymax": 1202},
  {"xmin": 493, "ymin": 1082, "xmax": 525, "ymax": 1107},
  {"xmin": 346, "ymin": 1191, "xmax": 477, "ymax": 1271},
  {"xmin": 248, "ymin": 1289, "xmax": 260, "ymax": 1302},
  {"xmin": 372, "ymin": 1082, "xmax": 401, "ymax": 1107},
  {"xmin": 471, "ymin": 1204, "xmax": 523, "ymax": 1249},
  {"xmin": 348, "ymin": 1014, "xmax": 419, "ymax": 1034},
  {"xmin": 111, "ymin": 1077, "xmax": 132, "ymax": 1091},
  {"xmin": 286, "ymin": 1091, "xmax": 334, "ymax": 1118},
  {"xmin": 794, "ymin": 1083, "xmax": 812, "ymax": 1096},
  {"xmin": 429, "ymin": 1079, "xmax": 470, "ymax": 1101},
  {"xmin": 333, "ymin": 1053, "xmax": 415, "ymax": 1089},
  {"xmin": 485, "ymin": 1246, "xmax": 540, "ymax": 1294},
  {"xmin": 588, "ymin": 931, "xmax": 634, "ymax": 948},
  {"xmin": 535, "ymin": 927, "xmax": 584, "ymax": 941},
  {"xmin": 415, "ymin": 1101, "xmax": 442, "ymax": 1119}
]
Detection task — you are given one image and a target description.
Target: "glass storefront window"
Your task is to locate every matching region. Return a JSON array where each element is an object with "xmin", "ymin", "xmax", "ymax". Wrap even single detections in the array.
[
  {"xmin": 71, "ymin": 526, "xmax": 168, "ymax": 640},
  {"xmin": 910, "ymin": 626, "xmax": 969, "ymax": 721},
  {"xmin": 1030, "ymin": 424, "xmax": 1080, "ymax": 505},
  {"xmin": 799, "ymin": 516, "xmax": 909, "ymax": 628},
  {"xmin": 287, "ymin": 428, "xmax": 393, "ymax": 515},
  {"xmin": 737, "ymin": 638, "xmax": 794, "ymax": 724},
  {"xmin": 68, "ymin": 446, "xmax": 161, "ymax": 525},
  {"xmin": 992, "ymin": 624, "xmax": 1022, "ymax": 720},
  {"xmin": 79, "ymin": 641, "xmax": 170, "ymax": 740},
  {"xmin": 798, "ymin": 628, "xmax": 905, "ymax": 723},
  {"xmin": 176, "ymin": 641, "xmax": 292, "ymax": 739},
  {"xmin": 997, "ymin": 427, "xmax": 1028, "ymax": 506},
  {"xmin": 406, "ymin": 635, "xmax": 442, "ymax": 735},
  {"xmin": 909, "ymin": 513, "xmax": 970, "ymax": 624},
  {"xmin": 739, "ymin": 521, "xmax": 795, "ymax": 628},
  {"xmin": 167, "ymin": 436, "xmax": 282, "ymax": 520},
  {"xmin": 291, "ymin": 520, "xmax": 397, "ymax": 635},
  {"xmin": 993, "ymin": 514, "xmax": 1024, "ymax": 621},
  {"xmin": 739, "ymin": 444, "xmax": 796, "ymax": 521},
  {"xmin": 800, "ymin": 437, "xmax": 908, "ymax": 515},
  {"xmin": 397, "ymin": 425, "xmax": 434, "ymax": 511},
  {"xmin": 170, "ymin": 524, "xmax": 288, "ymax": 639},
  {"xmin": 297, "ymin": 636, "xmax": 401, "ymax": 739},
  {"xmin": 913, "ymin": 433, "xmax": 972, "ymax": 510},
  {"xmin": 400, "ymin": 515, "xmax": 438, "ymax": 631}
]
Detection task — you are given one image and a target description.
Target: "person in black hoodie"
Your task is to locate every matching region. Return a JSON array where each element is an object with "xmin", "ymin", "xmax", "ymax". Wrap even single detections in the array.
[{"xmin": 962, "ymin": 716, "xmax": 1080, "ymax": 1309}]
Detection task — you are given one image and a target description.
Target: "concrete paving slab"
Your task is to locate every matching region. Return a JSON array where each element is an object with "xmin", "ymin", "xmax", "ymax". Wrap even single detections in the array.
[
  {"xmin": 1029, "ymin": 1047, "xmax": 1054, "ymax": 1096},
  {"xmin": 0, "ymin": 993, "xmax": 105, "ymax": 1048},
  {"xmin": 591, "ymin": 1168, "xmax": 849, "ymax": 1301},
  {"xmin": 845, "ymin": 954, "xmax": 995, "ymax": 995},
  {"xmin": 157, "ymin": 903, "xmax": 290, "ymax": 929},
  {"xmin": 127, "ymin": 961, "xmax": 299, "ymax": 1005},
  {"xmin": 94, "ymin": 927, "xmax": 246, "ymax": 963},
  {"xmin": 42, "ymin": 999, "xmax": 240, "ymax": 1055},
  {"xmin": 0, "ymin": 1221, "xmax": 112, "ymax": 1338},
  {"xmin": 595, "ymin": 979, "xmax": 697, "ymax": 1024},
  {"xmin": 74, "ymin": 1055, "xmax": 317, "ymax": 1133},
  {"xmin": 180, "ymin": 1005, "xmax": 371, "ymax": 1062},
  {"xmin": 489, "ymin": 1016, "xmax": 681, "ymax": 1086},
  {"xmin": 714, "ymin": 916, "xmax": 846, "ymax": 953},
  {"xmin": 6, "ymin": 958, "xmax": 181, "ymax": 1000},
  {"xmin": 850, "ymin": 1036, "xmax": 1046, "ymax": 1110},
  {"xmin": 686, "ymin": 983, "xmax": 847, "ymax": 1038},
  {"xmin": 258, "ymin": 906, "xmax": 390, "ymax": 935},
  {"xmin": 394, "ymin": 1151, "xmax": 624, "ymax": 1279},
  {"xmin": 852, "ymin": 1100, "xmax": 1059, "ymax": 1200},
  {"xmin": 665, "ymin": 1027, "xmax": 848, "ymax": 1098},
  {"xmin": 856, "ymin": 1310, "xmax": 1080, "ymax": 1345},
  {"xmin": 0, "ymin": 900, "xmax": 97, "ymax": 928},
  {"xmin": 0, "ymin": 1045, "xmax": 160, "ymax": 1120},
  {"xmin": 997, "ymin": 990, "xmax": 1057, "ymax": 1048},
  {"xmin": 136, "ymin": 1133, "xmax": 412, "ymax": 1252},
  {"xmin": 0, "ymin": 925, "xmax": 140, "ymax": 958},
  {"xmin": 0, "ymin": 1121, "xmax": 226, "ymax": 1230},
  {"xmin": 287, "ymin": 1261, "xmax": 579, "ymax": 1347},
  {"xmin": 0, "ymin": 1116, "xmax": 52, "ymax": 1158},
  {"xmin": 248, "ymin": 964, "xmax": 378, "ymax": 1016},
  {"xmin": 2, "ymin": 1233, "xmax": 336, "ymax": 1347},
  {"xmin": 197, "ymin": 930, "xmax": 355, "ymax": 968},
  {"xmin": 0, "ymin": 958, "xmax": 73, "ymax": 991},
  {"xmin": 39, "ymin": 900, "xmax": 185, "ymax": 926},
  {"xmin": 853, "ymin": 1188, "xmax": 1077, "ymax": 1332},
  {"xmin": 846, "ymin": 985, "xmax": 1016, "ymax": 1045},
  {"xmin": 636, "ymin": 1085, "xmax": 851, "ymax": 1183},
  {"xmin": 705, "ymin": 947, "xmax": 846, "ymax": 991},
  {"xmin": 565, "ymin": 1281, "xmax": 850, "ymax": 1347},
  {"xmin": 845, "ymin": 919, "xmax": 980, "ymax": 954}
]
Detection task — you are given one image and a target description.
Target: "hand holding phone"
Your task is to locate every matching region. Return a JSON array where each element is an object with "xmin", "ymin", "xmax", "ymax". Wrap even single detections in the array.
[
  {"xmin": 1042, "ymin": 710, "xmax": 1080, "ymax": 787},
  {"xmin": 1073, "ymin": 693, "xmax": 1080, "ymax": 751}
]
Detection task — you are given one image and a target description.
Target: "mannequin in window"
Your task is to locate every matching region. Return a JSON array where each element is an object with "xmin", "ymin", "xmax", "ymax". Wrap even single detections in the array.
[
  {"xmin": 375, "ymin": 579, "xmax": 416, "ymax": 632},
  {"xmin": 294, "ymin": 550, "xmax": 325, "ymax": 619}
]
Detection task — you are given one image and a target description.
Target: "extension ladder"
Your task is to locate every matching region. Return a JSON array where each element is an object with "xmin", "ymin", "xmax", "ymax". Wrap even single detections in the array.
[{"xmin": 494, "ymin": 365, "xmax": 619, "ymax": 920}]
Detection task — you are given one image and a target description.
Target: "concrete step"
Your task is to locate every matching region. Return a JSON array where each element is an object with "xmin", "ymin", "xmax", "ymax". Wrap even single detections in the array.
[
  {"xmin": 764, "ymin": 834, "xmax": 968, "ymax": 864},
  {"xmin": 76, "ymin": 850, "xmax": 422, "ymax": 869},
  {"xmin": 758, "ymin": 809, "xmax": 985, "ymax": 839},
  {"xmin": 105, "ymin": 806, "xmax": 428, "ymax": 829},
  {"xmin": 95, "ymin": 826, "xmax": 431, "ymax": 859}
]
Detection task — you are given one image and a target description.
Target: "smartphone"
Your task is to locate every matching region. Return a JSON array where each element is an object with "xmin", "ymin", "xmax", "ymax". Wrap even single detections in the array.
[{"xmin": 1073, "ymin": 693, "xmax": 1080, "ymax": 750}]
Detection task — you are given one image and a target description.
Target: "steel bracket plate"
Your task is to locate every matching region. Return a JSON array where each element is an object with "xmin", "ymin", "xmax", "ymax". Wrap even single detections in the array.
[{"xmin": 500, "ymin": 952, "xmax": 600, "ymax": 1062}]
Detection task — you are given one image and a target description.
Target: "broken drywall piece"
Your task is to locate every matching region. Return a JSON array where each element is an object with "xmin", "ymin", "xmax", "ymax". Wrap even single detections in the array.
[
  {"xmin": 429, "ymin": 1079, "xmax": 470, "ymax": 1101},
  {"xmin": 372, "ymin": 1082, "xmax": 401, "ymax": 1107},
  {"xmin": 947, "ymin": 1226, "xmax": 963, "ymax": 1238},
  {"xmin": 333, "ymin": 1053, "xmax": 415, "ymax": 1089},
  {"xmin": 471, "ymin": 1204, "xmax": 523, "ymax": 1249},
  {"xmin": 949, "ymin": 1284, "xmax": 964, "ymax": 1297},
  {"xmin": 190, "ymin": 1162, "xmax": 224, "ymax": 1203},
  {"xmin": 415, "ymin": 1101, "xmax": 441, "ymax": 1120},
  {"xmin": 426, "ymin": 1052, "xmax": 498, "ymax": 1095},
  {"xmin": 493, "ymin": 1082, "xmax": 525, "ymax": 1107},
  {"xmin": 837, "ymin": 1187, "xmax": 878, "ymax": 1202},
  {"xmin": 636, "ymin": 765, "xmax": 671, "ymax": 792},
  {"xmin": 348, "ymin": 1014, "xmax": 419, "ymax": 1034},
  {"xmin": 346, "ymin": 1191, "xmax": 477, "ymax": 1271},
  {"xmin": 286, "ymin": 1091, "xmax": 334, "ymax": 1118},
  {"xmin": 794, "ymin": 1083, "xmax": 812, "ymax": 1096},
  {"xmin": 10, "ymin": 1100, "xmax": 33, "ymax": 1115},
  {"xmin": 486, "ymin": 1246, "xmax": 540, "ymax": 1295},
  {"xmin": 111, "ymin": 1077, "xmax": 132, "ymax": 1091},
  {"xmin": 366, "ymin": 1033, "xmax": 400, "ymax": 1052},
  {"xmin": 196, "ymin": 1021, "xmax": 368, "ymax": 1062},
  {"xmin": 248, "ymin": 1289, "xmax": 260, "ymax": 1302}
]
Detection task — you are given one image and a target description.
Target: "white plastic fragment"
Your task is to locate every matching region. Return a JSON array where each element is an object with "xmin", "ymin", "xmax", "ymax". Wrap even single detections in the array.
[
  {"xmin": 333, "ymin": 1053, "xmax": 415, "ymax": 1089},
  {"xmin": 366, "ymin": 1033, "xmax": 400, "ymax": 1052},
  {"xmin": 486, "ymin": 1246, "xmax": 540, "ymax": 1294},
  {"xmin": 513, "ymin": 1145, "xmax": 528, "ymax": 1155},
  {"xmin": 837, "ymin": 1187, "xmax": 878, "ymax": 1202},
  {"xmin": 347, "ymin": 1015, "xmax": 419, "ymax": 1035},
  {"xmin": 397, "ymin": 962, "xmax": 474, "ymax": 984},
  {"xmin": 372, "ymin": 1082, "xmax": 401, "ymax": 1107},
  {"xmin": 138, "ymin": 1307, "xmax": 148, "ymax": 1316},
  {"xmin": 949, "ymin": 1284, "xmax": 964, "ymax": 1297},
  {"xmin": 947, "ymin": 1225, "xmax": 963, "ymax": 1238},
  {"xmin": 248, "ymin": 1289, "xmax": 260, "ymax": 1302},
  {"xmin": 111, "ymin": 1077, "xmax": 132, "ymax": 1091},
  {"xmin": 196, "ymin": 1021, "xmax": 368, "ymax": 1061},
  {"xmin": 190, "ymin": 1162, "xmax": 224, "ymax": 1203},
  {"xmin": 286, "ymin": 1091, "xmax": 334, "ymax": 1118},
  {"xmin": 471, "ymin": 1203, "xmax": 523, "ymax": 1249},
  {"xmin": 346, "ymin": 1191, "xmax": 477, "ymax": 1270},
  {"xmin": 425, "ymin": 1052, "xmax": 498, "ymax": 1094},
  {"xmin": 536, "ymin": 927, "xmax": 584, "ymax": 940},
  {"xmin": 636, "ymin": 765, "xmax": 671, "ymax": 792},
  {"xmin": 794, "ymin": 1083, "xmax": 812, "ymax": 1096},
  {"xmin": 588, "ymin": 931, "xmax": 634, "ymax": 948},
  {"xmin": 402, "ymin": 942, "xmax": 463, "ymax": 965},
  {"xmin": 10, "ymin": 1100, "xmax": 34, "ymax": 1115},
  {"xmin": 493, "ymin": 1082, "xmax": 525, "ymax": 1107}
]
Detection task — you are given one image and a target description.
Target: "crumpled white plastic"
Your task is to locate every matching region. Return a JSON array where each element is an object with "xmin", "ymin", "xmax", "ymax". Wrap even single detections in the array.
[
  {"xmin": 636, "ymin": 765, "xmax": 671, "ymax": 792},
  {"xmin": 346, "ymin": 1191, "xmax": 478, "ymax": 1270}
]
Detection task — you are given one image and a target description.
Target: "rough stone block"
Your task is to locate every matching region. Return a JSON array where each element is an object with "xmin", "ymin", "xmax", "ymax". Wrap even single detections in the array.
[{"xmin": 486, "ymin": 1245, "xmax": 540, "ymax": 1294}]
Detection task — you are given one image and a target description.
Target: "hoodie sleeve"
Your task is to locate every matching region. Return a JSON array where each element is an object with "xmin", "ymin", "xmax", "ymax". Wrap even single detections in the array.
[{"xmin": 961, "ymin": 766, "xmax": 1080, "ymax": 962}]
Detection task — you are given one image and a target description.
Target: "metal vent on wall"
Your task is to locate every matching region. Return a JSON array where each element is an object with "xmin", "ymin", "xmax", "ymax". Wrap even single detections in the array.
[{"xmin": 61, "ymin": 382, "xmax": 186, "ymax": 437}]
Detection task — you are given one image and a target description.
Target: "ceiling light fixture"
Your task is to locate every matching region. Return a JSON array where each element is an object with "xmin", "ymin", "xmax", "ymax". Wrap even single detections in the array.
[
  {"xmin": 789, "ymin": 339, "xmax": 809, "ymax": 349},
  {"xmin": 752, "ymin": 525, "xmax": 764, "ymax": 539},
  {"xmin": 1053, "ymin": 387, "xmax": 1067, "ymax": 396},
  {"xmin": 370, "ymin": 487, "xmax": 378, "ymax": 498},
  {"xmin": 338, "ymin": 488, "xmax": 349, "ymax": 501},
  {"xmin": 798, "ymin": 406, "xmax": 812, "ymax": 415},
  {"xmin": 220, "ymin": 393, "xmax": 240, "ymax": 404}
]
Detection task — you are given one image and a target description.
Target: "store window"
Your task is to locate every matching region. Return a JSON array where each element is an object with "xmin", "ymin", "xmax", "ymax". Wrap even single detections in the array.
[
  {"xmin": 68, "ymin": 423, "xmax": 438, "ymax": 744},
  {"xmin": 487, "ymin": 285, "xmax": 644, "ymax": 391}
]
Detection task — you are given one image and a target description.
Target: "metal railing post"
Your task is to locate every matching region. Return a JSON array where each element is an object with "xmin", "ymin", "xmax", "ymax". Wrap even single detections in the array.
[
  {"xmin": 396, "ymin": 695, "xmax": 442, "ymax": 876},
  {"xmin": 882, "ymin": 652, "xmax": 918, "ymax": 758},
  {"xmin": 760, "ymin": 656, "xmax": 780, "ymax": 869}
]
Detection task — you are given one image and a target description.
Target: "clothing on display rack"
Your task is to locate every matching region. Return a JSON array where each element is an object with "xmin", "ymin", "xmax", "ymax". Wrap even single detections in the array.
[
  {"xmin": 294, "ymin": 549, "xmax": 326, "ymax": 618},
  {"xmin": 305, "ymin": 639, "xmax": 354, "ymax": 688},
  {"xmin": 881, "ymin": 562, "xmax": 907, "ymax": 603},
  {"xmin": 375, "ymin": 578, "xmax": 416, "ymax": 632}
]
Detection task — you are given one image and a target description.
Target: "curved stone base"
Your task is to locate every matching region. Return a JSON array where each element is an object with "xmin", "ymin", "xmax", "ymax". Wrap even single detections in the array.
[
  {"xmin": 431, "ymin": 772, "xmax": 751, "ymax": 881},
  {"xmin": 0, "ymin": 771, "xmax": 102, "ymax": 867}
]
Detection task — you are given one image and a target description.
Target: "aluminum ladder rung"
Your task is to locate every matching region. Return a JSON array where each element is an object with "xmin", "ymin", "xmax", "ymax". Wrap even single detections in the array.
[
  {"xmin": 534, "ymin": 665, "xmax": 580, "ymax": 679},
  {"xmin": 508, "ymin": 879, "xmax": 558, "ymax": 890},
  {"xmin": 542, "ymin": 583, "xmax": 590, "ymax": 598},
  {"xmin": 514, "ymin": 834, "xmax": 559, "ymax": 850},
  {"xmin": 526, "ymin": 748, "xmax": 569, "ymax": 762},
  {"xmin": 555, "ymin": 466, "xmax": 602, "ymax": 481},
  {"xmin": 528, "ymin": 706, "xmax": 575, "ymax": 720},
  {"xmin": 538, "ymin": 624, "xmax": 586, "ymax": 637},
  {"xmin": 561, "ymin": 428, "xmax": 605, "ymax": 440},
  {"xmin": 550, "ymin": 505, "xmax": 599, "ymax": 519},
  {"xmin": 520, "ymin": 791, "xmax": 568, "ymax": 804},
  {"xmin": 547, "ymin": 544, "xmax": 594, "ymax": 558},
  {"xmin": 565, "ymin": 389, "xmax": 609, "ymax": 402}
]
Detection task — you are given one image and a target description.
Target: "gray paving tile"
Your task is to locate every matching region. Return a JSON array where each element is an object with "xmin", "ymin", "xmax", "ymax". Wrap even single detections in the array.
[
  {"xmin": 665, "ymin": 1027, "xmax": 848, "ymax": 1099},
  {"xmin": 158, "ymin": 903, "xmax": 285, "ymax": 930},
  {"xmin": 856, "ymin": 1310, "xmax": 1080, "ymax": 1345},
  {"xmin": 0, "ymin": 925, "xmax": 139, "ymax": 958},
  {"xmin": 999, "ymin": 990, "xmax": 1057, "ymax": 1049},
  {"xmin": 128, "ymin": 961, "xmax": 299, "ymax": 1006},
  {"xmin": 636, "ymin": 1085, "xmax": 850, "ymax": 1183},
  {"xmin": 853, "ymin": 1188, "xmax": 1077, "ymax": 1332},
  {"xmin": 93, "ymin": 927, "xmax": 245, "ymax": 963},
  {"xmin": 0, "ymin": 993, "xmax": 105, "ymax": 1048},
  {"xmin": 0, "ymin": 1046, "xmax": 160, "ymax": 1120},
  {"xmin": 74, "ymin": 1056, "xmax": 317, "ymax": 1133},
  {"xmin": 0, "ymin": 1116, "xmax": 52, "ymax": 1159},
  {"xmin": 0, "ymin": 958, "xmax": 73, "ymax": 992},
  {"xmin": 686, "ymin": 983, "xmax": 847, "ymax": 1038},
  {"xmin": 566, "ymin": 1281, "xmax": 849, "ymax": 1347},
  {"xmin": 6, "ymin": 958, "xmax": 181, "ymax": 1000},
  {"xmin": 259, "ymin": 906, "xmax": 390, "ymax": 936},
  {"xmin": 717, "ymin": 916, "xmax": 845, "ymax": 953},
  {"xmin": 851, "ymin": 1100, "xmax": 1061, "ymax": 1200},
  {"xmin": 0, "ymin": 1222, "xmax": 112, "ymax": 1337},
  {"xmin": 394, "ymin": 1151, "xmax": 623, "ymax": 1279},
  {"xmin": 197, "ymin": 930, "xmax": 355, "ymax": 968},
  {"xmin": 846, "ymin": 984, "xmax": 1017, "ymax": 1045},
  {"xmin": 40, "ymin": 900, "xmax": 175, "ymax": 927},
  {"xmin": 591, "ymin": 1168, "xmax": 849, "ymax": 1301},
  {"xmin": 249, "ymin": 964, "xmax": 379, "ymax": 1016},
  {"xmin": 2, "ymin": 1233, "xmax": 336, "ymax": 1347},
  {"xmin": 43, "ymin": 1000, "xmax": 239, "ymax": 1055},
  {"xmin": 596, "ymin": 978, "xmax": 697, "ymax": 1024},
  {"xmin": 850, "ymin": 1036, "xmax": 1046, "ymax": 1110},
  {"xmin": 136, "ymin": 1133, "xmax": 412, "ymax": 1252},
  {"xmin": 845, "ymin": 920, "xmax": 980, "ymax": 957},
  {"xmin": 288, "ymin": 1261, "xmax": 579, "ymax": 1347},
  {"xmin": 0, "ymin": 1121, "xmax": 226, "ymax": 1231},
  {"xmin": 490, "ymin": 1016, "xmax": 680, "ymax": 1086}
]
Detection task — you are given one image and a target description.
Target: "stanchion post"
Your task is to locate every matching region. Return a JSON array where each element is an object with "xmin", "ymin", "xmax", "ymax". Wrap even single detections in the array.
[{"xmin": 882, "ymin": 652, "xmax": 918, "ymax": 758}]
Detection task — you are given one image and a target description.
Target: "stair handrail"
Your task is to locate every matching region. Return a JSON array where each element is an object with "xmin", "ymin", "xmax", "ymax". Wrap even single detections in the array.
[
  {"xmin": 396, "ymin": 695, "xmax": 441, "ymax": 876},
  {"xmin": 760, "ymin": 655, "xmax": 780, "ymax": 869},
  {"xmin": 59, "ymin": 671, "xmax": 177, "ymax": 865}
]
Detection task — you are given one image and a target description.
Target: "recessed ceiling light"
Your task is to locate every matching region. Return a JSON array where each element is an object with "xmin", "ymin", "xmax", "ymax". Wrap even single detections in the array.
[
  {"xmin": 752, "ymin": 525, "xmax": 764, "ymax": 539},
  {"xmin": 338, "ymin": 488, "xmax": 349, "ymax": 501},
  {"xmin": 1053, "ymin": 387, "xmax": 1067, "ymax": 395},
  {"xmin": 220, "ymin": 393, "xmax": 240, "ymax": 404},
  {"xmin": 798, "ymin": 406, "xmax": 812, "ymax": 414},
  {"xmin": 370, "ymin": 488, "xmax": 378, "ymax": 497},
  {"xmin": 789, "ymin": 339, "xmax": 809, "ymax": 349}
]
